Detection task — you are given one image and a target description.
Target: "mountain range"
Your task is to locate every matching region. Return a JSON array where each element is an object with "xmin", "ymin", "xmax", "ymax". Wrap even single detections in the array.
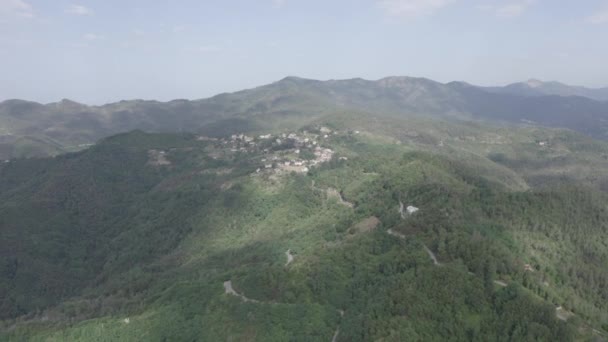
[
  {"xmin": 483, "ymin": 79, "xmax": 608, "ymax": 101},
  {"xmin": 2, "ymin": 76, "xmax": 608, "ymax": 341},
  {"xmin": 1, "ymin": 76, "xmax": 607, "ymax": 160}
]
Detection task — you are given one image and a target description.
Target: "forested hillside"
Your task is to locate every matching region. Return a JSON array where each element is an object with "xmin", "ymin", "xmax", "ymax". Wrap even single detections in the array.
[{"xmin": 2, "ymin": 113, "xmax": 608, "ymax": 341}]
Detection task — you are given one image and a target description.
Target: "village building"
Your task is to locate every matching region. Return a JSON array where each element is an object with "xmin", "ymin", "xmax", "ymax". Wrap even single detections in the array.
[{"xmin": 406, "ymin": 206, "xmax": 419, "ymax": 215}]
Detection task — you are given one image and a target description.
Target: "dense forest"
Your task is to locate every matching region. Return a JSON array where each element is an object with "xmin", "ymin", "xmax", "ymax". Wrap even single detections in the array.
[{"xmin": 1, "ymin": 117, "xmax": 608, "ymax": 341}]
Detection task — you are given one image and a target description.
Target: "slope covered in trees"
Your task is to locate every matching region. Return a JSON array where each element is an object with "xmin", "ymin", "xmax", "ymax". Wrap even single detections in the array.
[{"xmin": 2, "ymin": 114, "xmax": 608, "ymax": 341}]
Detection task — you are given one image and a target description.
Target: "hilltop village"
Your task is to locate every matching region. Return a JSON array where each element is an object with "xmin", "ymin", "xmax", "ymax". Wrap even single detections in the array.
[{"xmin": 198, "ymin": 126, "xmax": 356, "ymax": 174}]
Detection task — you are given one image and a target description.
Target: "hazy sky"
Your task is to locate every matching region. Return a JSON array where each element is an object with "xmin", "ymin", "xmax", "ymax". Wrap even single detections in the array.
[{"xmin": 1, "ymin": 0, "xmax": 608, "ymax": 104}]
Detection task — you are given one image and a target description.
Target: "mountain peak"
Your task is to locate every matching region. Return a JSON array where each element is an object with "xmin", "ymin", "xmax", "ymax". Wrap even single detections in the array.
[
  {"xmin": 376, "ymin": 76, "xmax": 440, "ymax": 88},
  {"xmin": 526, "ymin": 79, "xmax": 544, "ymax": 88},
  {"xmin": 47, "ymin": 98, "xmax": 87, "ymax": 109},
  {"xmin": 279, "ymin": 76, "xmax": 311, "ymax": 83},
  {"xmin": 60, "ymin": 98, "xmax": 82, "ymax": 105}
]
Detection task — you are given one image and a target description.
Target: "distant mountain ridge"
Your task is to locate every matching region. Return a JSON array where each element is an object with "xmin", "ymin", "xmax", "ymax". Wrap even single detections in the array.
[
  {"xmin": 1, "ymin": 76, "xmax": 608, "ymax": 159},
  {"xmin": 481, "ymin": 79, "xmax": 608, "ymax": 101}
]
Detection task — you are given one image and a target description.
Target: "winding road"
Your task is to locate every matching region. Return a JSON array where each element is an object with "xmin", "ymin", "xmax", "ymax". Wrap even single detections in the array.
[
  {"xmin": 327, "ymin": 188, "xmax": 354, "ymax": 208},
  {"xmin": 331, "ymin": 310, "xmax": 345, "ymax": 342},
  {"xmin": 331, "ymin": 327, "xmax": 340, "ymax": 342},
  {"xmin": 422, "ymin": 244, "xmax": 441, "ymax": 266},
  {"xmin": 493, "ymin": 280, "xmax": 508, "ymax": 287},
  {"xmin": 285, "ymin": 249, "xmax": 294, "ymax": 266},
  {"xmin": 387, "ymin": 229, "xmax": 441, "ymax": 266},
  {"xmin": 387, "ymin": 229, "xmax": 406, "ymax": 239},
  {"xmin": 398, "ymin": 200, "xmax": 406, "ymax": 219},
  {"xmin": 224, "ymin": 279, "xmax": 343, "ymax": 341},
  {"xmin": 311, "ymin": 181, "xmax": 354, "ymax": 208},
  {"xmin": 223, "ymin": 280, "xmax": 259, "ymax": 303}
]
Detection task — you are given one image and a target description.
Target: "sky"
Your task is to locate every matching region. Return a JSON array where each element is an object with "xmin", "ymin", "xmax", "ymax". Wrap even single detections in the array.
[{"xmin": 1, "ymin": 0, "xmax": 608, "ymax": 104}]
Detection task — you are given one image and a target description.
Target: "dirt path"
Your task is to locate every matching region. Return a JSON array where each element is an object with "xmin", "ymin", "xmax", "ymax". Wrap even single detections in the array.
[
  {"xmin": 393, "ymin": 201, "xmax": 441, "ymax": 266},
  {"xmin": 494, "ymin": 280, "xmax": 508, "ymax": 287},
  {"xmin": 331, "ymin": 328, "xmax": 340, "ymax": 342},
  {"xmin": 225, "ymin": 279, "xmax": 344, "ymax": 341},
  {"xmin": 387, "ymin": 229, "xmax": 441, "ymax": 266},
  {"xmin": 390, "ymin": 200, "xmax": 591, "ymax": 330},
  {"xmin": 285, "ymin": 249, "xmax": 294, "ymax": 266},
  {"xmin": 311, "ymin": 181, "xmax": 354, "ymax": 208},
  {"xmin": 422, "ymin": 244, "xmax": 441, "ymax": 266},
  {"xmin": 223, "ymin": 280, "xmax": 238, "ymax": 296},
  {"xmin": 555, "ymin": 306, "xmax": 574, "ymax": 321},
  {"xmin": 223, "ymin": 280, "xmax": 259, "ymax": 303},
  {"xmin": 331, "ymin": 310, "xmax": 345, "ymax": 342},
  {"xmin": 327, "ymin": 188, "xmax": 354, "ymax": 208},
  {"xmin": 398, "ymin": 200, "xmax": 406, "ymax": 219},
  {"xmin": 387, "ymin": 229, "xmax": 406, "ymax": 239}
]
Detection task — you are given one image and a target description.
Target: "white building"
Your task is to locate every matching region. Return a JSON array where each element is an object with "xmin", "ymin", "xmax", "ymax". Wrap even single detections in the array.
[{"xmin": 406, "ymin": 206, "xmax": 419, "ymax": 215}]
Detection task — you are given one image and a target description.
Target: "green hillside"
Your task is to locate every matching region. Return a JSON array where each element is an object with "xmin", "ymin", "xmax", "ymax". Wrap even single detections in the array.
[{"xmin": 2, "ymin": 114, "xmax": 608, "ymax": 341}]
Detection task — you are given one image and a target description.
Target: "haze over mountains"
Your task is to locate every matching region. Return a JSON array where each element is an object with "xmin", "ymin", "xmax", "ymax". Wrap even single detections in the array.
[
  {"xmin": 1, "ymin": 76, "xmax": 608, "ymax": 160},
  {"xmin": 483, "ymin": 79, "xmax": 608, "ymax": 102}
]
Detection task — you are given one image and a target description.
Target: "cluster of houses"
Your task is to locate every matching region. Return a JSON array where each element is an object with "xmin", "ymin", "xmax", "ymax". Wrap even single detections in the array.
[
  {"xmin": 147, "ymin": 149, "xmax": 171, "ymax": 166},
  {"xmin": 269, "ymin": 145, "xmax": 336, "ymax": 173},
  {"xmin": 258, "ymin": 130, "xmax": 338, "ymax": 174},
  {"xmin": 197, "ymin": 126, "xmax": 358, "ymax": 175},
  {"xmin": 227, "ymin": 134, "xmax": 256, "ymax": 152}
]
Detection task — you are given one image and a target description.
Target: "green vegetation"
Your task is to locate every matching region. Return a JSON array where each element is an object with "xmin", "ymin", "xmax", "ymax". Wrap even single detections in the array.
[{"xmin": 1, "ymin": 114, "xmax": 608, "ymax": 341}]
